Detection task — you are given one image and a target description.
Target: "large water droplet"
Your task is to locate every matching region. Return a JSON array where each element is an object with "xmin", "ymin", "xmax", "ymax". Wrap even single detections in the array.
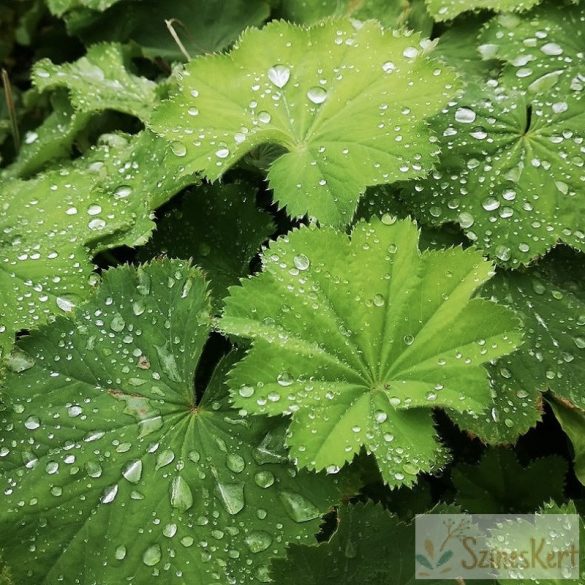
[
  {"xmin": 142, "ymin": 544, "xmax": 161, "ymax": 566},
  {"xmin": 245, "ymin": 531, "xmax": 272, "ymax": 553},
  {"xmin": 170, "ymin": 475, "xmax": 193, "ymax": 512},
  {"xmin": 267, "ymin": 64, "xmax": 290, "ymax": 88},
  {"xmin": 279, "ymin": 491, "xmax": 320, "ymax": 522},
  {"xmin": 455, "ymin": 108, "xmax": 476, "ymax": 124},
  {"xmin": 307, "ymin": 86, "xmax": 328, "ymax": 105},
  {"xmin": 216, "ymin": 481, "xmax": 245, "ymax": 515},
  {"xmin": 122, "ymin": 459, "xmax": 142, "ymax": 484}
]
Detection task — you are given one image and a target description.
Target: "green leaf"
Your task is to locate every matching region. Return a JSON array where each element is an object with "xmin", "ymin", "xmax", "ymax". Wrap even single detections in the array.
[
  {"xmin": 66, "ymin": 0, "xmax": 271, "ymax": 62},
  {"xmin": 456, "ymin": 248, "xmax": 585, "ymax": 443},
  {"xmin": 484, "ymin": 250, "xmax": 585, "ymax": 410},
  {"xmin": 47, "ymin": 0, "xmax": 121, "ymax": 17},
  {"xmin": 0, "ymin": 260, "xmax": 340, "ymax": 584},
  {"xmin": 479, "ymin": 3, "xmax": 584, "ymax": 96},
  {"xmin": 0, "ymin": 131, "xmax": 197, "ymax": 357},
  {"xmin": 220, "ymin": 217, "xmax": 523, "ymax": 487},
  {"xmin": 4, "ymin": 91, "xmax": 91, "ymax": 179},
  {"xmin": 32, "ymin": 43, "xmax": 158, "ymax": 122},
  {"xmin": 425, "ymin": 0, "xmax": 542, "ymax": 22},
  {"xmin": 151, "ymin": 19, "xmax": 458, "ymax": 226},
  {"xmin": 402, "ymin": 81, "xmax": 585, "ymax": 267},
  {"xmin": 549, "ymin": 397, "xmax": 585, "ymax": 487},
  {"xmin": 496, "ymin": 500, "xmax": 585, "ymax": 585},
  {"xmin": 277, "ymin": 0, "xmax": 433, "ymax": 34},
  {"xmin": 452, "ymin": 448, "xmax": 568, "ymax": 513},
  {"xmin": 140, "ymin": 182, "xmax": 274, "ymax": 309},
  {"xmin": 271, "ymin": 501, "xmax": 476, "ymax": 584}
]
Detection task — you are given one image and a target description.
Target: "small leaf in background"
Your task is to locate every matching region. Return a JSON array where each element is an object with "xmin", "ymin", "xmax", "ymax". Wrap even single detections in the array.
[
  {"xmin": 0, "ymin": 260, "xmax": 340, "ymax": 584},
  {"xmin": 403, "ymin": 80, "xmax": 585, "ymax": 266},
  {"xmin": 151, "ymin": 19, "xmax": 458, "ymax": 226},
  {"xmin": 425, "ymin": 0, "xmax": 542, "ymax": 22},
  {"xmin": 549, "ymin": 397, "xmax": 585, "ymax": 487},
  {"xmin": 140, "ymin": 182, "xmax": 274, "ymax": 309},
  {"xmin": 32, "ymin": 43, "xmax": 158, "ymax": 122},
  {"xmin": 452, "ymin": 448, "xmax": 568, "ymax": 513},
  {"xmin": 0, "ymin": 131, "xmax": 197, "ymax": 357},
  {"xmin": 221, "ymin": 217, "xmax": 523, "ymax": 487},
  {"xmin": 479, "ymin": 3, "xmax": 584, "ymax": 96},
  {"xmin": 65, "ymin": 0, "xmax": 271, "ymax": 62}
]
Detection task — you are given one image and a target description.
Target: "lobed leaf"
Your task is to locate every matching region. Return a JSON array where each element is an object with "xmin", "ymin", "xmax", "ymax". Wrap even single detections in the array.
[
  {"xmin": 151, "ymin": 19, "xmax": 458, "ymax": 226},
  {"xmin": 402, "ymin": 81, "xmax": 585, "ymax": 267},
  {"xmin": 425, "ymin": 0, "xmax": 542, "ymax": 22},
  {"xmin": 452, "ymin": 448, "xmax": 568, "ymax": 513},
  {"xmin": 32, "ymin": 43, "xmax": 158, "ymax": 122},
  {"xmin": 0, "ymin": 260, "xmax": 340, "ymax": 584},
  {"xmin": 220, "ymin": 218, "xmax": 523, "ymax": 487}
]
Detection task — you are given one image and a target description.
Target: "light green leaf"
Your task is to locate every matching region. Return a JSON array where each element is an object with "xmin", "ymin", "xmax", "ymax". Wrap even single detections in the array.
[
  {"xmin": 0, "ymin": 131, "xmax": 197, "ymax": 357},
  {"xmin": 452, "ymin": 448, "xmax": 568, "ymax": 513},
  {"xmin": 271, "ymin": 501, "xmax": 476, "ymax": 585},
  {"xmin": 140, "ymin": 182, "xmax": 274, "ymax": 309},
  {"xmin": 4, "ymin": 92, "xmax": 91, "ymax": 179},
  {"xmin": 549, "ymin": 397, "xmax": 585, "ymax": 487},
  {"xmin": 479, "ymin": 3, "xmax": 584, "ymax": 96},
  {"xmin": 47, "ymin": 0, "xmax": 121, "ymax": 17},
  {"xmin": 425, "ymin": 0, "xmax": 542, "ymax": 22},
  {"xmin": 66, "ymin": 0, "xmax": 271, "ymax": 62},
  {"xmin": 32, "ymin": 43, "xmax": 158, "ymax": 122},
  {"xmin": 496, "ymin": 500, "xmax": 585, "ymax": 585},
  {"xmin": 151, "ymin": 19, "xmax": 458, "ymax": 226},
  {"xmin": 402, "ymin": 82, "xmax": 585, "ymax": 267},
  {"xmin": 0, "ymin": 260, "xmax": 340, "ymax": 584},
  {"xmin": 220, "ymin": 218, "xmax": 523, "ymax": 487},
  {"xmin": 277, "ymin": 0, "xmax": 433, "ymax": 34},
  {"xmin": 449, "ymin": 248, "xmax": 585, "ymax": 444}
]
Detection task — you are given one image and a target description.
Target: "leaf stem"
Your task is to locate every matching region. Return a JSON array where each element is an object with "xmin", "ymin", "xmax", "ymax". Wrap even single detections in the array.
[{"xmin": 165, "ymin": 19, "xmax": 192, "ymax": 61}]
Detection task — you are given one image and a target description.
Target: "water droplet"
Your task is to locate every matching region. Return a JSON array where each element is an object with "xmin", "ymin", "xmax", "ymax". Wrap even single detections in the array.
[
  {"xmin": 254, "ymin": 471, "xmax": 275, "ymax": 488},
  {"xmin": 245, "ymin": 531, "xmax": 272, "ymax": 553},
  {"xmin": 114, "ymin": 185, "xmax": 132, "ymax": 199},
  {"xmin": 307, "ymin": 86, "xmax": 328, "ymax": 105},
  {"xmin": 88, "ymin": 204, "xmax": 102, "ymax": 216},
  {"xmin": 258, "ymin": 111, "xmax": 271, "ymax": 124},
  {"xmin": 402, "ymin": 47, "xmax": 418, "ymax": 59},
  {"xmin": 239, "ymin": 386, "xmax": 254, "ymax": 398},
  {"xmin": 115, "ymin": 545, "xmax": 127, "ymax": 560},
  {"xmin": 482, "ymin": 197, "xmax": 500, "ymax": 211},
  {"xmin": 455, "ymin": 108, "xmax": 476, "ymax": 124},
  {"xmin": 373, "ymin": 294, "xmax": 385, "ymax": 307},
  {"xmin": 101, "ymin": 484, "xmax": 118, "ymax": 504},
  {"xmin": 142, "ymin": 544, "xmax": 161, "ymax": 566},
  {"xmin": 458, "ymin": 211, "xmax": 474, "ymax": 228},
  {"xmin": 374, "ymin": 410, "xmax": 387, "ymax": 423},
  {"xmin": 155, "ymin": 343, "xmax": 181, "ymax": 382},
  {"xmin": 187, "ymin": 106, "xmax": 199, "ymax": 116},
  {"xmin": 170, "ymin": 475, "xmax": 193, "ymax": 512},
  {"xmin": 215, "ymin": 146, "xmax": 230, "ymax": 159},
  {"xmin": 226, "ymin": 454, "xmax": 245, "ymax": 474},
  {"xmin": 267, "ymin": 64, "xmax": 290, "ymax": 88},
  {"xmin": 293, "ymin": 254, "xmax": 310, "ymax": 271},
  {"xmin": 155, "ymin": 449, "xmax": 175, "ymax": 470},
  {"xmin": 279, "ymin": 491, "xmax": 320, "ymax": 522},
  {"xmin": 277, "ymin": 372, "xmax": 294, "ymax": 387},
  {"xmin": 382, "ymin": 61, "xmax": 396, "ymax": 73},
  {"xmin": 171, "ymin": 141, "xmax": 187, "ymax": 157},
  {"xmin": 541, "ymin": 42, "xmax": 563, "ymax": 56},
  {"xmin": 88, "ymin": 218, "xmax": 106, "ymax": 230},
  {"xmin": 110, "ymin": 313, "xmax": 125, "ymax": 332},
  {"xmin": 7, "ymin": 349, "xmax": 35, "ymax": 372},
  {"xmin": 132, "ymin": 300, "xmax": 145, "ymax": 316},
  {"xmin": 122, "ymin": 459, "xmax": 142, "ymax": 484},
  {"xmin": 24, "ymin": 416, "xmax": 40, "ymax": 430},
  {"xmin": 216, "ymin": 482, "xmax": 245, "ymax": 515}
]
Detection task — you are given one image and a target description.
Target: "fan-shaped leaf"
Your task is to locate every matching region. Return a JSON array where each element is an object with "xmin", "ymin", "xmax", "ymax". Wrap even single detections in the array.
[
  {"xmin": 0, "ymin": 260, "xmax": 339, "ymax": 584},
  {"xmin": 220, "ymin": 218, "xmax": 523, "ymax": 487},
  {"xmin": 150, "ymin": 19, "xmax": 457, "ymax": 226}
]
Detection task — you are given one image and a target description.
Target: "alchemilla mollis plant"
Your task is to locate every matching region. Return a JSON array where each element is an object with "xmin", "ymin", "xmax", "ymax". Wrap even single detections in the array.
[{"xmin": 0, "ymin": 0, "xmax": 583, "ymax": 583}]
